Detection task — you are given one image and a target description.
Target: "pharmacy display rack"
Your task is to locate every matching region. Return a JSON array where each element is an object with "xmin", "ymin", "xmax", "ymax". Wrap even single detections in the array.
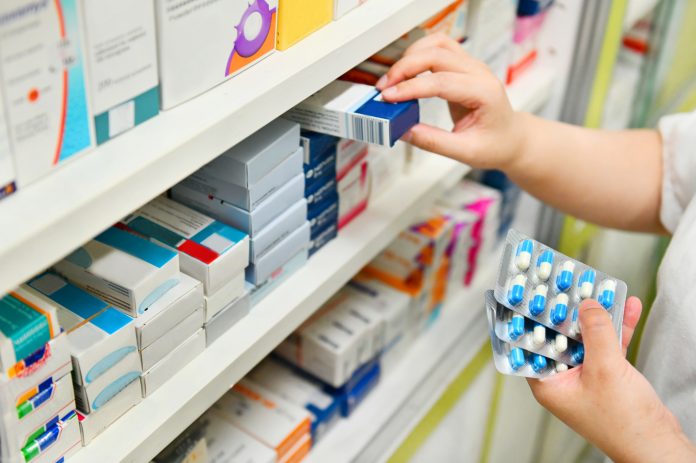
[{"xmin": 0, "ymin": 0, "xmax": 556, "ymax": 461}]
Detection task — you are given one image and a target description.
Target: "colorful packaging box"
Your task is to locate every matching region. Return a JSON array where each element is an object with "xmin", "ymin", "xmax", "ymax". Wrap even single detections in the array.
[
  {"xmin": 78, "ymin": 0, "xmax": 159, "ymax": 144},
  {"xmin": 18, "ymin": 409, "xmax": 81, "ymax": 463},
  {"xmin": 140, "ymin": 329, "xmax": 205, "ymax": 397},
  {"xmin": 246, "ymin": 221, "xmax": 310, "ymax": 285},
  {"xmin": 155, "ymin": 0, "xmax": 279, "ymax": 109},
  {"xmin": 284, "ymin": 81, "xmax": 419, "ymax": 147},
  {"xmin": 0, "ymin": 0, "xmax": 94, "ymax": 188},
  {"xmin": 300, "ymin": 129, "xmax": 338, "ymax": 167},
  {"xmin": 276, "ymin": 0, "xmax": 332, "ymax": 50},
  {"xmin": 131, "ymin": 273, "xmax": 204, "ymax": 350},
  {"xmin": 338, "ymin": 157, "xmax": 370, "ymax": 229},
  {"xmin": 0, "ymin": 288, "xmax": 62, "ymax": 373},
  {"xmin": 212, "ymin": 379, "xmax": 311, "ymax": 460},
  {"xmin": 309, "ymin": 195, "xmax": 339, "ymax": 237},
  {"xmin": 330, "ymin": 357, "xmax": 380, "ymax": 417},
  {"xmin": 309, "ymin": 221, "xmax": 337, "ymax": 257},
  {"xmin": 27, "ymin": 273, "xmax": 138, "ymax": 388},
  {"xmin": 76, "ymin": 378, "xmax": 141, "ymax": 445},
  {"xmin": 53, "ymin": 226, "xmax": 180, "ymax": 316},
  {"xmin": 172, "ymin": 173, "xmax": 305, "ymax": 236},
  {"xmin": 121, "ymin": 196, "xmax": 249, "ymax": 296},
  {"xmin": 204, "ymin": 294, "xmax": 250, "ymax": 346}
]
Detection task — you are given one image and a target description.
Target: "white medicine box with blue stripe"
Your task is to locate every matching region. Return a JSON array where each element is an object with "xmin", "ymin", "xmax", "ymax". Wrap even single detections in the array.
[
  {"xmin": 28, "ymin": 273, "xmax": 139, "ymax": 389},
  {"xmin": 120, "ymin": 196, "xmax": 249, "ymax": 296},
  {"xmin": 53, "ymin": 226, "xmax": 180, "ymax": 317}
]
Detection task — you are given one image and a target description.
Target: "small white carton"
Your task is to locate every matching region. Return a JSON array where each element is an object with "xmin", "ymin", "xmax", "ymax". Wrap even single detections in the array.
[
  {"xmin": 250, "ymin": 199, "xmax": 308, "ymax": 263},
  {"xmin": 140, "ymin": 307, "xmax": 204, "ymax": 371},
  {"xmin": 204, "ymin": 273, "xmax": 246, "ymax": 322},
  {"xmin": 212, "ymin": 379, "xmax": 311, "ymax": 460},
  {"xmin": 246, "ymin": 221, "xmax": 310, "ymax": 285},
  {"xmin": 132, "ymin": 273, "xmax": 204, "ymax": 350},
  {"xmin": 197, "ymin": 410, "xmax": 276, "ymax": 463},
  {"xmin": 77, "ymin": 379, "xmax": 141, "ymax": 445},
  {"xmin": 53, "ymin": 226, "xmax": 180, "ymax": 316},
  {"xmin": 205, "ymin": 294, "xmax": 251, "ymax": 346},
  {"xmin": 141, "ymin": 329, "xmax": 205, "ymax": 397},
  {"xmin": 27, "ymin": 273, "xmax": 137, "ymax": 388},
  {"xmin": 122, "ymin": 196, "xmax": 249, "ymax": 296}
]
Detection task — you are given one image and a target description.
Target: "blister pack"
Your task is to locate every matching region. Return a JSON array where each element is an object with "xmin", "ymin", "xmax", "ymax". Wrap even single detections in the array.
[
  {"xmin": 494, "ymin": 229, "xmax": 627, "ymax": 342},
  {"xmin": 486, "ymin": 291, "xmax": 583, "ymax": 367},
  {"xmin": 486, "ymin": 301, "xmax": 567, "ymax": 377}
]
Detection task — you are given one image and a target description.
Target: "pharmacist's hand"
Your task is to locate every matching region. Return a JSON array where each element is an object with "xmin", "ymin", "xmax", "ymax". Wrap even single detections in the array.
[
  {"xmin": 377, "ymin": 33, "xmax": 524, "ymax": 170},
  {"xmin": 529, "ymin": 298, "xmax": 696, "ymax": 463}
]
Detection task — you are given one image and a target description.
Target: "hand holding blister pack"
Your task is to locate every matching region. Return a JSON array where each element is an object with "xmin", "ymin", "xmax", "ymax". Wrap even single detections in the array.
[{"xmin": 486, "ymin": 229, "xmax": 628, "ymax": 378}]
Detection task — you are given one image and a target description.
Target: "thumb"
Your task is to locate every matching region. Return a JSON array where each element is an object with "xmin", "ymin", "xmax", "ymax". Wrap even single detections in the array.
[
  {"xmin": 579, "ymin": 299, "xmax": 622, "ymax": 376},
  {"xmin": 404, "ymin": 123, "xmax": 471, "ymax": 163}
]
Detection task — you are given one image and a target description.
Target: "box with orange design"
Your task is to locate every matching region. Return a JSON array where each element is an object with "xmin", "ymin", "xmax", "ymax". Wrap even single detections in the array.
[
  {"xmin": 211, "ymin": 379, "xmax": 311, "ymax": 461},
  {"xmin": 155, "ymin": 0, "xmax": 279, "ymax": 109},
  {"xmin": 276, "ymin": 0, "xmax": 332, "ymax": 50}
]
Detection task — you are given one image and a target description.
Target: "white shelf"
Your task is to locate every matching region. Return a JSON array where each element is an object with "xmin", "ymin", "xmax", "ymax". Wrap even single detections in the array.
[
  {"xmin": 69, "ymin": 152, "xmax": 467, "ymax": 463},
  {"xmin": 507, "ymin": 65, "xmax": 556, "ymax": 115},
  {"xmin": 307, "ymin": 252, "xmax": 499, "ymax": 463},
  {"xmin": 624, "ymin": 0, "xmax": 661, "ymax": 31},
  {"xmin": 0, "ymin": 0, "xmax": 456, "ymax": 296}
]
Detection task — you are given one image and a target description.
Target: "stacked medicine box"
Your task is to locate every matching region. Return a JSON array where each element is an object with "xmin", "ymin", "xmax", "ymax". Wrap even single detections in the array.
[
  {"xmin": 0, "ymin": 288, "xmax": 80, "ymax": 462},
  {"xmin": 171, "ymin": 118, "xmax": 310, "ymax": 306}
]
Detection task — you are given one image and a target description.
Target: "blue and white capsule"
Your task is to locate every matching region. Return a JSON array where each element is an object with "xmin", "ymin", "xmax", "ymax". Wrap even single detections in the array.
[
  {"xmin": 578, "ymin": 269, "xmax": 596, "ymax": 299},
  {"xmin": 536, "ymin": 249, "xmax": 554, "ymax": 281},
  {"xmin": 569, "ymin": 307, "xmax": 580, "ymax": 336},
  {"xmin": 532, "ymin": 323, "xmax": 546, "ymax": 348},
  {"xmin": 509, "ymin": 347, "xmax": 525, "ymax": 371},
  {"xmin": 598, "ymin": 280, "xmax": 617, "ymax": 310},
  {"xmin": 553, "ymin": 334, "xmax": 568, "ymax": 353},
  {"xmin": 555, "ymin": 261, "xmax": 575, "ymax": 292},
  {"xmin": 508, "ymin": 313, "xmax": 525, "ymax": 341},
  {"xmin": 507, "ymin": 274, "xmax": 527, "ymax": 306},
  {"xmin": 531, "ymin": 353, "xmax": 548, "ymax": 373},
  {"xmin": 551, "ymin": 293, "xmax": 569, "ymax": 326},
  {"xmin": 571, "ymin": 344, "xmax": 585, "ymax": 364},
  {"xmin": 515, "ymin": 239, "xmax": 534, "ymax": 271},
  {"xmin": 528, "ymin": 284, "xmax": 548, "ymax": 316}
]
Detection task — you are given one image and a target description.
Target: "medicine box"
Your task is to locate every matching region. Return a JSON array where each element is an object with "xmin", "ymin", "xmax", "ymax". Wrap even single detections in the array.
[
  {"xmin": 73, "ymin": 348, "xmax": 140, "ymax": 414},
  {"xmin": 204, "ymin": 273, "xmax": 246, "ymax": 321},
  {"xmin": 18, "ymin": 409, "xmax": 81, "ymax": 463},
  {"xmin": 77, "ymin": 378, "xmax": 141, "ymax": 445},
  {"xmin": 338, "ymin": 157, "xmax": 370, "ymax": 229},
  {"xmin": 78, "ymin": 0, "xmax": 159, "ymax": 144},
  {"xmin": 246, "ymin": 221, "xmax": 310, "ymax": 285},
  {"xmin": 153, "ymin": 417, "xmax": 208, "ymax": 463},
  {"xmin": 205, "ymin": 294, "xmax": 251, "ymax": 346},
  {"xmin": 0, "ymin": 287, "xmax": 62, "ymax": 373},
  {"xmin": 247, "ymin": 249, "xmax": 308, "ymax": 306},
  {"xmin": 248, "ymin": 358, "xmax": 340, "ymax": 442},
  {"xmin": 132, "ymin": 273, "xmax": 204, "ymax": 350},
  {"xmin": 182, "ymin": 146, "xmax": 303, "ymax": 212},
  {"xmin": 140, "ymin": 307, "xmax": 204, "ymax": 371},
  {"xmin": 309, "ymin": 196, "xmax": 339, "ymax": 237},
  {"xmin": 0, "ymin": 86, "xmax": 16, "ymax": 202},
  {"xmin": 305, "ymin": 149, "xmax": 337, "ymax": 190},
  {"xmin": 250, "ymin": 199, "xmax": 307, "ymax": 263},
  {"xmin": 53, "ymin": 226, "xmax": 180, "ymax": 316},
  {"xmin": 331, "ymin": 357, "xmax": 380, "ymax": 417},
  {"xmin": 276, "ymin": 0, "xmax": 332, "ymax": 50},
  {"xmin": 122, "ymin": 196, "xmax": 249, "ymax": 295},
  {"xmin": 0, "ymin": 0, "xmax": 94, "ymax": 188},
  {"xmin": 141, "ymin": 329, "xmax": 205, "ymax": 397},
  {"xmin": 212, "ymin": 379, "xmax": 311, "ymax": 460},
  {"xmin": 300, "ymin": 129, "xmax": 338, "ymax": 166},
  {"xmin": 336, "ymin": 138, "xmax": 368, "ymax": 181},
  {"xmin": 280, "ymin": 433, "xmax": 311, "ymax": 463},
  {"xmin": 196, "ymin": 410, "xmax": 276, "ymax": 463},
  {"xmin": 307, "ymin": 176, "xmax": 337, "ymax": 211},
  {"xmin": 172, "ymin": 173, "xmax": 305, "ymax": 236},
  {"xmin": 27, "ymin": 273, "xmax": 137, "ymax": 388},
  {"xmin": 309, "ymin": 221, "xmax": 337, "ymax": 257},
  {"xmin": 334, "ymin": 0, "xmax": 367, "ymax": 19},
  {"xmin": 156, "ymin": 0, "xmax": 279, "ymax": 109},
  {"xmin": 284, "ymin": 80, "xmax": 419, "ymax": 147}
]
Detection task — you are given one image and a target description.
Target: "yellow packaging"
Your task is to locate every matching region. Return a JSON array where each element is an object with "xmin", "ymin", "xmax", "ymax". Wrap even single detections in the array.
[{"xmin": 276, "ymin": 0, "xmax": 333, "ymax": 50}]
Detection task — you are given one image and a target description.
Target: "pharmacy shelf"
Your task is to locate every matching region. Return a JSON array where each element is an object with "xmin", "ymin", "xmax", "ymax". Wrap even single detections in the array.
[
  {"xmin": 69, "ymin": 152, "xmax": 468, "ymax": 463},
  {"xmin": 307, "ymin": 251, "xmax": 499, "ymax": 463},
  {"xmin": 0, "ymin": 0, "xmax": 456, "ymax": 297},
  {"xmin": 624, "ymin": 0, "xmax": 661, "ymax": 31},
  {"xmin": 507, "ymin": 65, "xmax": 557, "ymax": 115}
]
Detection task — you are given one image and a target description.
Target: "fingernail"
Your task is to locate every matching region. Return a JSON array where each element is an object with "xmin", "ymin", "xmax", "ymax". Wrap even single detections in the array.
[
  {"xmin": 382, "ymin": 86, "xmax": 397, "ymax": 100},
  {"xmin": 376, "ymin": 75, "xmax": 388, "ymax": 90}
]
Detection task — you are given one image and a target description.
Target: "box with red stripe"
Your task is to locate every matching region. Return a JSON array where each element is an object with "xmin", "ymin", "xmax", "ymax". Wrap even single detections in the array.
[{"xmin": 121, "ymin": 196, "xmax": 249, "ymax": 296}]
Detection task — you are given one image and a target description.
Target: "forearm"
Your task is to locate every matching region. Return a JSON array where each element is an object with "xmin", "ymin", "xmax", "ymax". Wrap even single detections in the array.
[{"xmin": 506, "ymin": 113, "xmax": 665, "ymax": 233}]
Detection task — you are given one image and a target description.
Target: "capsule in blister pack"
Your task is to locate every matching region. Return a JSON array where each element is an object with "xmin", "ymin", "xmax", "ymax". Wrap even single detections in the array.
[
  {"xmin": 486, "ymin": 302, "xmax": 566, "ymax": 378},
  {"xmin": 494, "ymin": 229, "xmax": 627, "ymax": 342},
  {"xmin": 486, "ymin": 291, "xmax": 583, "ymax": 366}
]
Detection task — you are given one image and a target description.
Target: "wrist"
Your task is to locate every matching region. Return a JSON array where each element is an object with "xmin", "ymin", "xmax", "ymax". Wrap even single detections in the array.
[{"xmin": 500, "ymin": 111, "xmax": 535, "ymax": 176}]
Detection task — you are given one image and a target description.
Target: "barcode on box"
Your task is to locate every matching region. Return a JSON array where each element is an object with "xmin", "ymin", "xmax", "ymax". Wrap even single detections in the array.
[{"xmin": 350, "ymin": 115, "xmax": 386, "ymax": 145}]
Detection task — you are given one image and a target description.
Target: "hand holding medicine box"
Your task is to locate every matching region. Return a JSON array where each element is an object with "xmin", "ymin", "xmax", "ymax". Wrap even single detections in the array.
[
  {"xmin": 121, "ymin": 196, "xmax": 249, "ymax": 296},
  {"xmin": 284, "ymin": 80, "xmax": 419, "ymax": 147},
  {"xmin": 53, "ymin": 226, "xmax": 180, "ymax": 317}
]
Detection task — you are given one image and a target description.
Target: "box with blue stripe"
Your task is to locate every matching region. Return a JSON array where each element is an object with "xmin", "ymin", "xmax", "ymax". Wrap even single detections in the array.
[
  {"xmin": 53, "ymin": 226, "xmax": 180, "ymax": 317},
  {"xmin": 28, "ymin": 273, "xmax": 139, "ymax": 391},
  {"xmin": 284, "ymin": 80, "xmax": 419, "ymax": 147},
  {"xmin": 121, "ymin": 196, "xmax": 249, "ymax": 296}
]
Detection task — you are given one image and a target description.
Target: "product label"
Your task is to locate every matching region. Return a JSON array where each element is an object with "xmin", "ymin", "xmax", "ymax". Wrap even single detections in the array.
[{"xmin": 0, "ymin": 293, "xmax": 51, "ymax": 363}]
